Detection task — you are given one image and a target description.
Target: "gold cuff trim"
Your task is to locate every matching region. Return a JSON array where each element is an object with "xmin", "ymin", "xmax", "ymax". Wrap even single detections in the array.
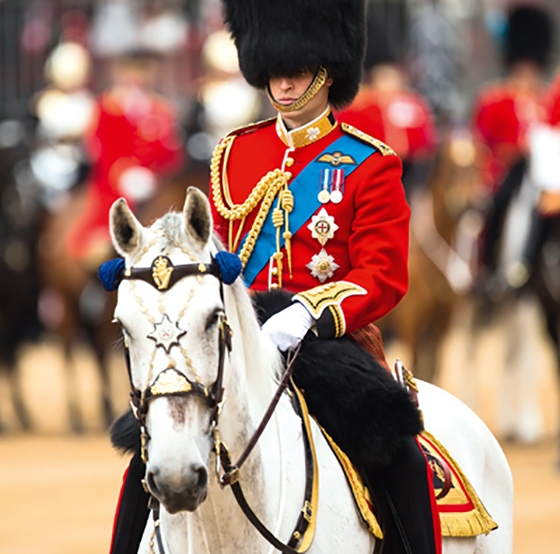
[
  {"xmin": 267, "ymin": 66, "xmax": 328, "ymax": 113},
  {"xmin": 340, "ymin": 123, "xmax": 396, "ymax": 156},
  {"xmin": 328, "ymin": 305, "xmax": 345, "ymax": 338},
  {"xmin": 294, "ymin": 281, "xmax": 367, "ymax": 321}
]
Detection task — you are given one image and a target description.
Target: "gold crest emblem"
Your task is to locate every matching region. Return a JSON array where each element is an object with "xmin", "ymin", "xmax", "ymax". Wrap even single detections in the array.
[
  {"xmin": 152, "ymin": 256, "xmax": 174, "ymax": 290},
  {"xmin": 318, "ymin": 151, "xmax": 357, "ymax": 166}
]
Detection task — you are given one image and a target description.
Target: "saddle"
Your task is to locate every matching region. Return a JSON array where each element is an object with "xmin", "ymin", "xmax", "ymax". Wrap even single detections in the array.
[
  {"xmin": 253, "ymin": 291, "xmax": 497, "ymax": 539},
  {"xmin": 319, "ymin": 420, "xmax": 497, "ymax": 539}
]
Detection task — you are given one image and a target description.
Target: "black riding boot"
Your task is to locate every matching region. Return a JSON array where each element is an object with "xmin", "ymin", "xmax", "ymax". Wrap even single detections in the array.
[
  {"xmin": 363, "ymin": 436, "xmax": 440, "ymax": 554},
  {"xmin": 110, "ymin": 452, "xmax": 150, "ymax": 554}
]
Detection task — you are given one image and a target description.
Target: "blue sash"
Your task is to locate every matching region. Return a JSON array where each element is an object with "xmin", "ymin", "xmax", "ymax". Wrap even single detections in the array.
[{"xmin": 240, "ymin": 134, "xmax": 376, "ymax": 285}]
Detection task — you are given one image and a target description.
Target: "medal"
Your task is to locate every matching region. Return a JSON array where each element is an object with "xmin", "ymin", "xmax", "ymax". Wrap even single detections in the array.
[
  {"xmin": 306, "ymin": 248, "xmax": 340, "ymax": 283},
  {"xmin": 308, "ymin": 208, "xmax": 339, "ymax": 246},
  {"xmin": 330, "ymin": 169, "xmax": 345, "ymax": 204},
  {"xmin": 318, "ymin": 168, "xmax": 331, "ymax": 203},
  {"xmin": 330, "ymin": 190, "xmax": 342, "ymax": 204},
  {"xmin": 318, "ymin": 189, "xmax": 330, "ymax": 203}
]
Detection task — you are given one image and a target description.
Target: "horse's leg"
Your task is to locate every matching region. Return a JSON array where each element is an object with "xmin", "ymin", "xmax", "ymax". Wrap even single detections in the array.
[
  {"xmin": 8, "ymin": 359, "xmax": 32, "ymax": 431},
  {"xmin": 64, "ymin": 341, "xmax": 85, "ymax": 434},
  {"xmin": 499, "ymin": 297, "xmax": 543, "ymax": 443}
]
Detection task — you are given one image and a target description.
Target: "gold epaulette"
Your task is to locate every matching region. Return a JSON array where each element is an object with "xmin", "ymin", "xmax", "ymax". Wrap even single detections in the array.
[
  {"xmin": 225, "ymin": 117, "xmax": 277, "ymax": 138},
  {"xmin": 294, "ymin": 281, "xmax": 367, "ymax": 338},
  {"xmin": 340, "ymin": 122, "xmax": 396, "ymax": 156}
]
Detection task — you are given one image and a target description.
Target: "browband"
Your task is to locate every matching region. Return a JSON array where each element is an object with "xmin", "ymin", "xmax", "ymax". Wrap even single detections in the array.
[{"xmin": 120, "ymin": 256, "xmax": 221, "ymax": 291}]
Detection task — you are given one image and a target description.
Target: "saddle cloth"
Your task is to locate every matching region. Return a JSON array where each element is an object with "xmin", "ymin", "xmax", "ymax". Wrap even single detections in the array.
[{"xmin": 320, "ymin": 427, "xmax": 498, "ymax": 539}]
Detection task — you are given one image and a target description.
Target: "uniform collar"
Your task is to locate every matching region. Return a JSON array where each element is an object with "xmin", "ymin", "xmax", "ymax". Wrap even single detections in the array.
[{"xmin": 275, "ymin": 106, "xmax": 337, "ymax": 149}]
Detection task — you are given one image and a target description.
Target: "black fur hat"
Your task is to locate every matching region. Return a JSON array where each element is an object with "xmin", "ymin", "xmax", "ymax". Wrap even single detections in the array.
[
  {"xmin": 505, "ymin": 5, "xmax": 553, "ymax": 69},
  {"xmin": 222, "ymin": 0, "xmax": 366, "ymax": 109}
]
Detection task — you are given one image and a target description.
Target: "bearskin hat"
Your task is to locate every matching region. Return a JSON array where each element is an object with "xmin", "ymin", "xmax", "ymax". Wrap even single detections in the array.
[
  {"xmin": 221, "ymin": 0, "xmax": 366, "ymax": 109},
  {"xmin": 505, "ymin": 5, "xmax": 553, "ymax": 68}
]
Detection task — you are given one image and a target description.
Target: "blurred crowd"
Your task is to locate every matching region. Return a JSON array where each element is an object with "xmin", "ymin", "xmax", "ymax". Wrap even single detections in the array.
[{"xmin": 0, "ymin": 0, "xmax": 560, "ymax": 442}]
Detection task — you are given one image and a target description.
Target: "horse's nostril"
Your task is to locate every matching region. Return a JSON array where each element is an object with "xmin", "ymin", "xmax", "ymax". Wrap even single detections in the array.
[{"xmin": 194, "ymin": 465, "xmax": 208, "ymax": 490}]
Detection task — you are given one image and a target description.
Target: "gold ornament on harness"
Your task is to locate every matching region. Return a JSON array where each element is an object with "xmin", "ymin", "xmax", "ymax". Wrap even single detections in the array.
[
  {"xmin": 150, "ymin": 368, "xmax": 193, "ymax": 396},
  {"xmin": 152, "ymin": 256, "xmax": 173, "ymax": 290}
]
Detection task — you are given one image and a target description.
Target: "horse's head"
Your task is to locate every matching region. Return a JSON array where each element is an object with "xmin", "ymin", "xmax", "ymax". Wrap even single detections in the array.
[{"xmin": 110, "ymin": 187, "xmax": 232, "ymax": 513}]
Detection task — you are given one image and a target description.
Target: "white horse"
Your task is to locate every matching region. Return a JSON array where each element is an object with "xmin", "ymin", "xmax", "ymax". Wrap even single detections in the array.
[{"xmin": 109, "ymin": 188, "xmax": 513, "ymax": 554}]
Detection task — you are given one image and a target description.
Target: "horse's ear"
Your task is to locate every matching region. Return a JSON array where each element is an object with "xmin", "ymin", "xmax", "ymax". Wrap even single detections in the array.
[
  {"xmin": 109, "ymin": 198, "xmax": 143, "ymax": 256},
  {"xmin": 183, "ymin": 187, "xmax": 212, "ymax": 248}
]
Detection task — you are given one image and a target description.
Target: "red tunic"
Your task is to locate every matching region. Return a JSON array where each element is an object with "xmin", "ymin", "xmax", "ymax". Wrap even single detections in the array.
[
  {"xmin": 67, "ymin": 90, "xmax": 184, "ymax": 259},
  {"xmin": 338, "ymin": 89, "xmax": 437, "ymax": 161},
  {"xmin": 544, "ymin": 71, "xmax": 560, "ymax": 125},
  {"xmin": 210, "ymin": 110, "xmax": 410, "ymax": 337},
  {"xmin": 472, "ymin": 82, "xmax": 545, "ymax": 193}
]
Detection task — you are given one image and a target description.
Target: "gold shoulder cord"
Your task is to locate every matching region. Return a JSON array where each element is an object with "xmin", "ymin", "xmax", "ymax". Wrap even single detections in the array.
[{"xmin": 210, "ymin": 137, "xmax": 293, "ymax": 282}]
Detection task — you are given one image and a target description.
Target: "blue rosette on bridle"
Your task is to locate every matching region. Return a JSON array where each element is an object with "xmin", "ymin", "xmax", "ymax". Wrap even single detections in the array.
[
  {"xmin": 98, "ymin": 258, "xmax": 125, "ymax": 292},
  {"xmin": 215, "ymin": 251, "xmax": 242, "ymax": 285}
]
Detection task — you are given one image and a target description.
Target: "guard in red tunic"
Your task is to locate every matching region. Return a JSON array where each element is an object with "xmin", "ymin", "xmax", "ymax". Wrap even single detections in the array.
[
  {"xmin": 338, "ymin": 17, "xmax": 437, "ymax": 199},
  {"xmin": 66, "ymin": 51, "xmax": 184, "ymax": 265},
  {"xmin": 209, "ymin": 1, "xmax": 441, "ymax": 553},
  {"xmin": 108, "ymin": 3, "xmax": 440, "ymax": 553},
  {"xmin": 471, "ymin": 6, "xmax": 553, "ymax": 286}
]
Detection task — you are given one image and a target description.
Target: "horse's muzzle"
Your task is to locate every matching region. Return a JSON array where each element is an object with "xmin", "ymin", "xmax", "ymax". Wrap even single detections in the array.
[{"xmin": 147, "ymin": 464, "xmax": 208, "ymax": 513}]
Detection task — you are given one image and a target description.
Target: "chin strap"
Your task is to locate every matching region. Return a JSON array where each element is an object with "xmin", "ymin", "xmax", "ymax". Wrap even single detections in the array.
[{"xmin": 267, "ymin": 66, "xmax": 328, "ymax": 113}]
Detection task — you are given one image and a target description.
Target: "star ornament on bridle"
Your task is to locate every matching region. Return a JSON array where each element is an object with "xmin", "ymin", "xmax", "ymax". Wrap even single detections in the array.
[{"xmin": 147, "ymin": 313, "xmax": 187, "ymax": 354}]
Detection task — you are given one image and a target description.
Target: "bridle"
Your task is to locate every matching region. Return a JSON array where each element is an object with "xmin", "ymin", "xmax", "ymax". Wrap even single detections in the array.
[
  {"xmin": 115, "ymin": 255, "xmax": 232, "ymax": 465},
  {"xmin": 112, "ymin": 253, "xmax": 316, "ymax": 554}
]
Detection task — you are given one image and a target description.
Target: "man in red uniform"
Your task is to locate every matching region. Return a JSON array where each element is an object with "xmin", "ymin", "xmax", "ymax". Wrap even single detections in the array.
[
  {"xmin": 471, "ymin": 5, "xmax": 552, "ymax": 286},
  {"xmin": 210, "ymin": 1, "xmax": 441, "ymax": 553},
  {"xmin": 109, "ymin": 3, "xmax": 440, "ymax": 553},
  {"xmin": 67, "ymin": 51, "xmax": 184, "ymax": 265}
]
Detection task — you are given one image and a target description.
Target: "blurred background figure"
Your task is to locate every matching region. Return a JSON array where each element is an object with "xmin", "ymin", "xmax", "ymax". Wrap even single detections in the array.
[
  {"xmin": 65, "ymin": 50, "xmax": 184, "ymax": 268},
  {"xmin": 186, "ymin": 27, "xmax": 263, "ymax": 164},
  {"xmin": 472, "ymin": 4, "xmax": 553, "ymax": 293},
  {"xmin": 465, "ymin": 3, "xmax": 559, "ymax": 446},
  {"xmin": 31, "ymin": 32, "xmax": 95, "ymax": 210},
  {"xmin": 339, "ymin": 12, "xmax": 438, "ymax": 200},
  {"xmin": 409, "ymin": 0, "xmax": 462, "ymax": 124}
]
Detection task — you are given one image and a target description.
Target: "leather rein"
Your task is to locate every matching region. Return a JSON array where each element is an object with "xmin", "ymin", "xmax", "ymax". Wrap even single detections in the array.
[{"xmin": 116, "ymin": 255, "xmax": 316, "ymax": 554}]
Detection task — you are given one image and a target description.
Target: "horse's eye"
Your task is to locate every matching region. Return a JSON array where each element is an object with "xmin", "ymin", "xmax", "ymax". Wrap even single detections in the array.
[{"xmin": 205, "ymin": 309, "xmax": 223, "ymax": 331}]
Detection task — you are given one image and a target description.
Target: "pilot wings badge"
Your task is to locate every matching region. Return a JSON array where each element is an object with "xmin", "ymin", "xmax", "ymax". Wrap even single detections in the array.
[{"xmin": 318, "ymin": 151, "xmax": 357, "ymax": 166}]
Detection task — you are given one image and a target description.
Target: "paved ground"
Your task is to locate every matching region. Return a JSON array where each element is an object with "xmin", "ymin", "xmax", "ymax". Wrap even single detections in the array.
[{"xmin": 0, "ymin": 303, "xmax": 558, "ymax": 553}]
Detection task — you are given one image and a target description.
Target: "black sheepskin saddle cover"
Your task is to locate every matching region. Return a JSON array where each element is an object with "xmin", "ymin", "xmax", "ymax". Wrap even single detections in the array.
[
  {"xmin": 111, "ymin": 291, "xmax": 422, "ymax": 468},
  {"xmin": 253, "ymin": 291, "xmax": 423, "ymax": 468}
]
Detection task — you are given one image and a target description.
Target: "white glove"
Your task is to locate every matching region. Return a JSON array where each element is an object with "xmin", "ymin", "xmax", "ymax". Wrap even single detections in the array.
[
  {"xmin": 118, "ymin": 166, "xmax": 157, "ymax": 202},
  {"xmin": 261, "ymin": 302, "xmax": 314, "ymax": 351}
]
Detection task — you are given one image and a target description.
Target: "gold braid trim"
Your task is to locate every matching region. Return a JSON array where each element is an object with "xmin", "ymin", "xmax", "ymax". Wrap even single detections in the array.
[
  {"xmin": 210, "ymin": 135, "xmax": 291, "ymax": 272},
  {"xmin": 267, "ymin": 66, "xmax": 328, "ymax": 113}
]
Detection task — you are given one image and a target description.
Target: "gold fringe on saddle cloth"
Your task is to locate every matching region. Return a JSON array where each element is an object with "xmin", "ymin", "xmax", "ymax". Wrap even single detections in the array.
[
  {"xmin": 319, "ymin": 426, "xmax": 497, "ymax": 539},
  {"xmin": 345, "ymin": 324, "xmax": 497, "ymax": 537}
]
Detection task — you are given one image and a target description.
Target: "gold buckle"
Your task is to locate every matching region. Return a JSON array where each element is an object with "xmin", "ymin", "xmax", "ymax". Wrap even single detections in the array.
[{"xmin": 302, "ymin": 500, "xmax": 313, "ymax": 523}]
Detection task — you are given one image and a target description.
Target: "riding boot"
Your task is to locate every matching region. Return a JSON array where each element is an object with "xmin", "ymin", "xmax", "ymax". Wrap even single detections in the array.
[
  {"xmin": 110, "ymin": 452, "xmax": 150, "ymax": 554},
  {"xmin": 362, "ymin": 436, "xmax": 441, "ymax": 554}
]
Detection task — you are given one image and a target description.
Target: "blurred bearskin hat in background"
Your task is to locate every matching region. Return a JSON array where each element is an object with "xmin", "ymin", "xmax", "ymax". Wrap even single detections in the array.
[
  {"xmin": 505, "ymin": 5, "xmax": 553, "ymax": 69},
  {"xmin": 221, "ymin": 0, "xmax": 366, "ymax": 109}
]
